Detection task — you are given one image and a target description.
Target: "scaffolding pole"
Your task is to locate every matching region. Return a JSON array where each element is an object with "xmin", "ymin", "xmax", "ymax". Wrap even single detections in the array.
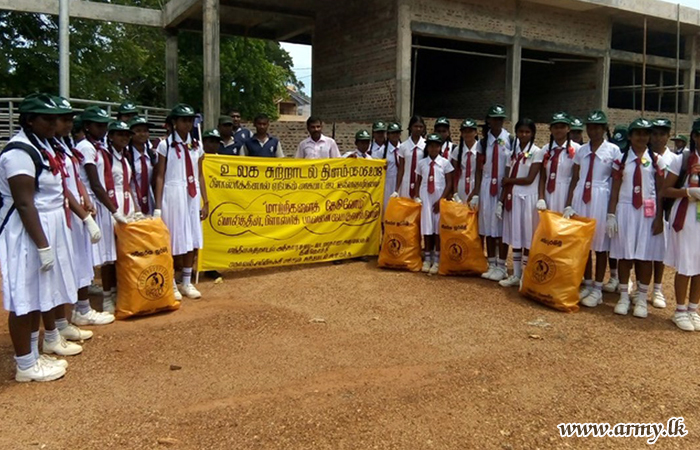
[
  {"xmin": 675, "ymin": 3, "xmax": 680, "ymax": 134},
  {"xmin": 642, "ymin": 16, "xmax": 647, "ymax": 117}
]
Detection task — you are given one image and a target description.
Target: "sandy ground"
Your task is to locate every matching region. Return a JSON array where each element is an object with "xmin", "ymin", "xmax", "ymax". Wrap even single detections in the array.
[{"xmin": 0, "ymin": 260, "xmax": 698, "ymax": 450}]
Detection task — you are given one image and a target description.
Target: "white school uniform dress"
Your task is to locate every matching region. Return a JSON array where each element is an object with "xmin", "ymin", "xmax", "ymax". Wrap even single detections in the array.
[
  {"xmin": 342, "ymin": 149, "xmax": 373, "ymax": 159},
  {"xmin": 440, "ymin": 141, "xmax": 454, "ymax": 160},
  {"xmin": 294, "ymin": 134, "xmax": 341, "ymax": 159},
  {"xmin": 664, "ymin": 150, "xmax": 700, "ymax": 276},
  {"xmin": 503, "ymin": 144, "xmax": 544, "ymax": 249},
  {"xmin": 54, "ymin": 138, "xmax": 94, "ymax": 289},
  {"xmin": 0, "ymin": 130, "xmax": 77, "ymax": 315},
  {"xmin": 479, "ymin": 130, "xmax": 512, "ymax": 238},
  {"xmin": 398, "ymin": 136, "xmax": 426, "ymax": 199},
  {"xmin": 610, "ymin": 150, "xmax": 666, "ymax": 261},
  {"xmin": 157, "ymin": 133, "xmax": 204, "ymax": 256},
  {"xmin": 372, "ymin": 141, "xmax": 401, "ymax": 212},
  {"xmin": 130, "ymin": 143, "xmax": 155, "ymax": 215},
  {"xmin": 571, "ymin": 141, "xmax": 622, "ymax": 253},
  {"xmin": 450, "ymin": 141, "xmax": 481, "ymax": 202},
  {"xmin": 77, "ymin": 138, "xmax": 117, "ymax": 266},
  {"xmin": 541, "ymin": 141, "xmax": 581, "ymax": 213},
  {"xmin": 109, "ymin": 147, "xmax": 134, "ymax": 218},
  {"xmin": 416, "ymin": 155, "xmax": 454, "ymax": 235}
]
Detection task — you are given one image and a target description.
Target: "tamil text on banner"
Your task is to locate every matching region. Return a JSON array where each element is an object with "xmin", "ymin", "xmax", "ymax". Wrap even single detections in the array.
[{"xmin": 200, "ymin": 156, "xmax": 386, "ymax": 270}]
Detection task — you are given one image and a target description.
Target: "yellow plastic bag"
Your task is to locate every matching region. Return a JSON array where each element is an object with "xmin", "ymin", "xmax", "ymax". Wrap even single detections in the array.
[
  {"xmin": 114, "ymin": 218, "xmax": 180, "ymax": 319},
  {"xmin": 378, "ymin": 197, "xmax": 422, "ymax": 272},
  {"xmin": 438, "ymin": 199, "xmax": 488, "ymax": 276},
  {"xmin": 520, "ymin": 211, "xmax": 596, "ymax": 312}
]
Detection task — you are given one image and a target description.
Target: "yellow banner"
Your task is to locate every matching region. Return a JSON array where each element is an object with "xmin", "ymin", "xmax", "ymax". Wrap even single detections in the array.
[{"xmin": 199, "ymin": 156, "xmax": 386, "ymax": 270}]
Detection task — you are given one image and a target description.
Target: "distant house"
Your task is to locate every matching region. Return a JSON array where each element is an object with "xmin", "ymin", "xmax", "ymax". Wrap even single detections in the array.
[{"xmin": 277, "ymin": 85, "xmax": 311, "ymax": 119}]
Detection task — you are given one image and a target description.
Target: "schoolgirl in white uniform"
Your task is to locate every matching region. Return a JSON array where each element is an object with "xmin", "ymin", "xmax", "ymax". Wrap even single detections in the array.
[
  {"xmin": 370, "ymin": 121, "xmax": 387, "ymax": 159},
  {"xmin": 128, "ymin": 116, "xmax": 156, "ymax": 216},
  {"xmin": 415, "ymin": 134, "xmax": 454, "ymax": 275},
  {"xmin": 106, "ymin": 121, "xmax": 135, "ymax": 218},
  {"xmin": 344, "ymin": 130, "xmax": 373, "ymax": 159},
  {"xmin": 564, "ymin": 110, "xmax": 622, "ymax": 308},
  {"xmin": 395, "ymin": 116, "xmax": 426, "ymax": 199},
  {"xmin": 1, "ymin": 94, "xmax": 78, "ymax": 382},
  {"xmin": 537, "ymin": 112, "xmax": 580, "ymax": 214},
  {"xmin": 450, "ymin": 119, "xmax": 480, "ymax": 204},
  {"xmin": 608, "ymin": 118, "xmax": 666, "ymax": 318},
  {"xmin": 477, "ymin": 105, "xmax": 512, "ymax": 282},
  {"xmin": 77, "ymin": 107, "xmax": 128, "ymax": 314},
  {"xmin": 154, "ymin": 104, "xmax": 209, "ymax": 300},
  {"xmin": 662, "ymin": 119, "xmax": 700, "ymax": 331},
  {"xmin": 499, "ymin": 118, "xmax": 544, "ymax": 287},
  {"xmin": 434, "ymin": 117, "xmax": 453, "ymax": 160},
  {"xmin": 374, "ymin": 122, "xmax": 401, "ymax": 212}
]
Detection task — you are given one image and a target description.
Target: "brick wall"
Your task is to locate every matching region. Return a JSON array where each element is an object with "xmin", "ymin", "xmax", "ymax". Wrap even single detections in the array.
[
  {"xmin": 410, "ymin": 0, "xmax": 516, "ymax": 36},
  {"xmin": 263, "ymin": 120, "xmax": 374, "ymax": 156},
  {"xmin": 607, "ymin": 109, "xmax": 699, "ymax": 135},
  {"xmin": 520, "ymin": 3, "xmax": 609, "ymax": 50}
]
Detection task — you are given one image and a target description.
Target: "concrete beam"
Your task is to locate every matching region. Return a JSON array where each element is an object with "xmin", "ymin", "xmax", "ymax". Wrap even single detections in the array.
[
  {"xmin": 165, "ymin": 29, "xmax": 179, "ymax": 108},
  {"xmin": 0, "ymin": 0, "xmax": 161, "ymax": 27},
  {"xmin": 202, "ymin": 0, "xmax": 220, "ymax": 130},
  {"xmin": 163, "ymin": 0, "xmax": 201, "ymax": 28},
  {"xmin": 572, "ymin": 0, "xmax": 700, "ymax": 28},
  {"xmin": 686, "ymin": 35, "xmax": 697, "ymax": 125},
  {"xmin": 412, "ymin": 21, "xmax": 514, "ymax": 47},
  {"xmin": 506, "ymin": 1, "xmax": 522, "ymax": 126},
  {"xmin": 610, "ymin": 49, "xmax": 692, "ymax": 70},
  {"xmin": 58, "ymin": 0, "xmax": 69, "ymax": 98},
  {"xmin": 396, "ymin": 0, "xmax": 411, "ymax": 129},
  {"xmin": 277, "ymin": 24, "xmax": 313, "ymax": 42},
  {"xmin": 219, "ymin": 0, "xmax": 316, "ymax": 19},
  {"xmin": 596, "ymin": 17, "xmax": 613, "ymax": 112}
]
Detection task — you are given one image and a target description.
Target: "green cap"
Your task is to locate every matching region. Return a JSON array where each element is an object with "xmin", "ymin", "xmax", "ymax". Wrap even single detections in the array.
[
  {"xmin": 202, "ymin": 128, "xmax": 221, "ymax": 139},
  {"xmin": 434, "ymin": 117, "xmax": 450, "ymax": 127},
  {"xmin": 610, "ymin": 125, "xmax": 629, "ymax": 151},
  {"xmin": 108, "ymin": 121, "xmax": 131, "ymax": 132},
  {"xmin": 128, "ymin": 116, "xmax": 155, "ymax": 129},
  {"xmin": 652, "ymin": 118, "xmax": 672, "ymax": 129},
  {"xmin": 170, "ymin": 103, "xmax": 196, "ymax": 118},
  {"xmin": 372, "ymin": 121, "xmax": 388, "ymax": 132},
  {"xmin": 19, "ymin": 93, "xmax": 60, "ymax": 115},
  {"xmin": 672, "ymin": 134, "xmax": 689, "ymax": 144},
  {"xmin": 72, "ymin": 114, "xmax": 83, "ymax": 131},
  {"xmin": 355, "ymin": 129, "xmax": 371, "ymax": 141},
  {"xmin": 81, "ymin": 106, "xmax": 111, "ymax": 123},
  {"xmin": 570, "ymin": 117, "xmax": 584, "ymax": 131},
  {"xmin": 51, "ymin": 96, "xmax": 73, "ymax": 115},
  {"xmin": 117, "ymin": 101, "xmax": 138, "ymax": 115},
  {"xmin": 460, "ymin": 118, "xmax": 478, "ymax": 130},
  {"xmin": 692, "ymin": 119, "xmax": 700, "ymax": 133},
  {"xmin": 628, "ymin": 117, "xmax": 653, "ymax": 132},
  {"xmin": 487, "ymin": 104, "xmax": 507, "ymax": 118},
  {"xmin": 218, "ymin": 115, "xmax": 233, "ymax": 125},
  {"xmin": 550, "ymin": 111, "xmax": 570, "ymax": 126},
  {"xmin": 585, "ymin": 110, "xmax": 608, "ymax": 125},
  {"xmin": 387, "ymin": 122, "xmax": 402, "ymax": 133},
  {"xmin": 425, "ymin": 133, "xmax": 443, "ymax": 144}
]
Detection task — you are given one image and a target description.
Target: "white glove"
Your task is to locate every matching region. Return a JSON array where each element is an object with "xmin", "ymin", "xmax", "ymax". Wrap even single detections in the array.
[
  {"xmin": 133, "ymin": 212, "xmax": 145, "ymax": 221},
  {"xmin": 413, "ymin": 197, "xmax": 422, "ymax": 205},
  {"xmin": 38, "ymin": 247, "xmax": 54, "ymax": 272},
  {"xmin": 153, "ymin": 209, "xmax": 162, "ymax": 218},
  {"xmin": 83, "ymin": 215, "xmax": 102, "ymax": 243},
  {"xmin": 536, "ymin": 199, "xmax": 547, "ymax": 211},
  {"xmin": 563, "ymin": 206, "xmax": 576, "ymax": 219},
  {"xmin": 469, "ymin": 195, "xmax": 479, "ymax": 210},
  {"xmin": 688, "ymin": 187, "xmax": 700, "ymax": 201},
  {"xmin": 453, "ymin": 193, "xmax": 462, "ymax": 203},
  {"xmin": 112, "ymin": 211, "xmax": 128, "ymax": 224},
  {"xmin": 495, "ymin": 201, "xmax": 503, "ymax": 220},
  {"xmin": 606, "ymin": 213, "xmax": 618, "ymax": 238},
  {"xmin": 390, "ymin": 191, "xmax": 399, "ymax": 199}
]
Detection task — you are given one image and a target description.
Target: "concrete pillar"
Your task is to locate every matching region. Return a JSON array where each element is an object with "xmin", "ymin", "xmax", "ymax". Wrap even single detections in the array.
[
  {"xmin": 58, "ymin": 0, "xmax": 70, "ymax": 98},
  {"xmin": 597, "ymin": 19, "xmax": 612, "ymax": 112},
  {"xmin": 396, "ymin": 0, "xmax": 412, "ymax": 133},
  {"xmin": 685, "ymin": 34, "xmax": 697, "ymax": 123},
  {"xmin": 165, "ymin": 29, "xmax": 179, "ymax": 108},
  {"xmin": 506, "ymin": 2, "xmax": 522, "ymax": 127},
  {"xmin": 202, "ymin": 0, "xmax": 220, "ymax": 130}
]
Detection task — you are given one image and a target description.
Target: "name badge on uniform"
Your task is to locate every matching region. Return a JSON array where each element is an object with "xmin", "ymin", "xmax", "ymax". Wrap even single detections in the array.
[
  {"xmin": 491, "ymin": 178, "xmax": 498, "ymax": 185},
  {"xmin": 466, "ymin": 177, "xmax": 471, "ymax": 185},
  {"xmin": 428, "ymin": 176, "xmax": 434, "ymax": 182},
  {"xmin": 108, "ymin": 189, "xmax": 115, "ymax": 196},
  {"xmin": 550, "ymin": 173, "xmax": 556, "ymax": 180},
  {"xmin": 585, "ymin": 182, "xmax": 591, "ymax": 189},
  {"xmin": 188, "ymin": 175, "xmax": 194, "ymax": 183}
]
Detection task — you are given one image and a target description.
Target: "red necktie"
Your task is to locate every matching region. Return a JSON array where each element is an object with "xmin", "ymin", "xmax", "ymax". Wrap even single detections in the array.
[
  {"xmin": 138, "ymin": 153, "xmax": 149, "ymax": 214},
  {"xmin": 490, "ymin": 140, "xmax": 499, "ymax": 196},
  {"xmin": 442, "ymin": 143, "xmax": 450, "ymax": 159},
  {"xmin": 465, "ymin": 151, "xmax": 472, "ymax": 191},
  {"xmin": 393, "ymin": 148, "xmax": 399, "ymax": 169},
  {"xmin": 410, "ymin": 147, "xmax": 418, "ymax": 198},
  {"xmin": 181, "ymin": 143, "xmax": 197, "ymax": 198},
  {"xmin": 505, "ymin": 153, "xmax": 523, "ymax": 211},
  {"xmin": 583, "ymin": 152, "xmax": 595, "ymax": 204},
  {"xmin": 54, "ymin": 152, "xmax": 72, "ymax": 229},
  {"xmin": 547, "ymin": 147, "xmax": 564, "ymax": 194},
  {"xmin": 93, "ymin": 140, "xmax": 118, "ymax": 209},
  {"xmin": 632, "ymin": 158, "xmax": 643, "ymax": 209},
  {"xmin": 119, "ymin": 154, "xmax": 131, "ymax": 214},
  {"xmin": 672, "ymin": 152, "xmax": 699, "ymax": 232},
  {"xmin": 428, "ymin": 160, "xmax": 436, "ymax": 194}
]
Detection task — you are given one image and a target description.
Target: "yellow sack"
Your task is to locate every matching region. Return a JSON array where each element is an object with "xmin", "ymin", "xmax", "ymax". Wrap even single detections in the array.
[
  {"xmin": 520, "ymin": 211, "xmax": 596, "ymax": 312},
  {"xmin": 438, "ymin": 199, "xmax": 488, "ymax": 276},
  {"xmin": 114, "ymin": 218, "xmax": 180, "ymax": 319},
  {"xmin": 378, "ymin": 197, "xmax": 422, "ymax": 272}
]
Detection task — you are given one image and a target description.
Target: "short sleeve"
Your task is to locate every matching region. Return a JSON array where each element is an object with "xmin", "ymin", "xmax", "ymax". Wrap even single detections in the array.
[
  {"xmin": 442, "ymin": 158, "xmax": 454, "ymax": 174},
  {"xmin": 329, "ymin": 140, "xmax": 341, "ymax": 158},
  {"xmin": 294, "ymin": 142, "xmax": 305, "ymax": 159},
  {"xmin": 655, "ymin": 154, "xmax": 668, "ymax": 172},
  {"xmin": 531, "ymin": 146, "xmax": 545, "ymax": 164},
  {"xmin": 667, "ymin": 152, "xmax": 682, "ymax": 176},
  {"xmin": 77, "ymin": 141, "xmax": 97, "ymax": 167},
  {"xmin": 414, "ymin": 159, "xmax": 423, "ymax": 176},
  {"xmin": 573, "ymin": 148, "xmax": 583, "ymax": 166},
  {"xmin": 156, "ymin": 139, "xmax": 168, "ymax": 157},
  {"xmin": 449, "ymin": 146, "xmax": 460, "ymax": 162},
  {"xmin": 0, "ymin": 150, "xmax": 36, "ymax": 179}
]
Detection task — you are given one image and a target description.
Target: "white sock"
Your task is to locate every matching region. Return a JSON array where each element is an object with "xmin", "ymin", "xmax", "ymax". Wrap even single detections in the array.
[
  {"xmin": 488, "ymin": 257, "xmax": 496, "ymax": 268},
  {"xmin": 619, "ymin": 284, "xmax": 629, "ymax": 301},
  {"xmin": 77, "ymin": 299, "xmax": 91, "ymax": 314},
  {"xmin": 593, "ymin": 281, "xmax": 603, "ymax": 292},
  {"xmin": 637, "ymin": 283, "xmax": 649, "ymax": 302},
  {"xmin": 654, "ymin": 283, "xmax": 663, "ymax": 294},
  {"xmin": 497, "ymin": 258, "xmax": 506, "ymax": 270},
  {"xmin": 110, "ymin": 287, "xmax": 116, "ymax": 294},
  {"xmin": 103, "ymin": 290, "xmax": 111, "ymax": 299},
  {"xmin": 182, "ymin": 268, "xmax": 193, "ymax": 286},
  {"xmin": 30, "ymin": 331, "xmax": 39, "ymax": 359},
  {"xmin": 44, "ymin": 328, "xmax": 59, "ymax": 343},
  {"xmin": 433, "ymin": 250, "xmax": 440, "ymax": 263},
  {"xmin": 424, "ymin": 251, "xmax": 431, "ymax": 263},
  {"xmin": 522, "ymin": 253, "xmax": 529, "ymax": 269},
  {"xmin": 610, "ymin": 268, "xmax": 618, "ymax": 279},
  {"xmin": 15, "ymin": 352, "xmax": 36, "ymax": 370},
  {"xmin": 676, "ymin": 304, "xmax": 688, "ymax": 313},
  {"xmin": 689, "ymin": 303, "xmax": 698, "ymax": 314},
  {"xmin": 584, "ymin": 279, "xmax": 593, "ymax": 288},
  {"xmin": 55, "ymin": 318, "xmax": 69, "ymax": 330},
  {"xmin": 513, "ymin": 250, "xmax": 522, "ymax": 278}
]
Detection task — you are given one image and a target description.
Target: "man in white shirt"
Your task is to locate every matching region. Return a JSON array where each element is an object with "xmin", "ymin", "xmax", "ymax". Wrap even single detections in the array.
[{"xmin": 295, "ymin": 116, "xmax": 341, "ymax": 159}]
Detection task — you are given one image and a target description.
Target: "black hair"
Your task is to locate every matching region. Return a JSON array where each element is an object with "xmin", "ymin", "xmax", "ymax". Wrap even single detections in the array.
[
  {"xmin": 254, "ymin": 113, "xmax": 270, "ymax": 123},
  {"xmin": 423, "ymin": 140, "xmax": 441, "ymax": 158},
  {"xmin": 306, "ymin": 116, "xmax": 322, "ymax": 128},
  {"xmin": 408, "ymin": 115, "xmax": 426, "ymax": 138},
  {"xmin": 19, "ymin": 113, "xmax": 51, "ymax": 164},
  {"xmin": 514, "ymin": 118, "xmax": 536, "ymax": 155},
  {"xmin": 227, "ymin": 108, "xmax": 241, "ymax": 115},
  {"xmin": 548, "ymin": 129, "xmax": 571, "ymax": 157},
  {"xmin": 456, "ymin": 127, "xmax": 478, "ymax": 166}
]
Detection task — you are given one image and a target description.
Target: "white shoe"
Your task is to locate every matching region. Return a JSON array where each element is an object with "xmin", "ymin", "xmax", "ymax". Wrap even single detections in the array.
[
  {"xmin": 580, "ymin": 290, "xmax": 603, "ymax": 307},
  {"xmin": 429, "ymin": 262, "xmax": 439, "ymax": 275},
  {"xmin": 72, "ymin": 309, "xmax": 115, "ymax": 326},
  {"xmin": 652, "ymin": 291, "xmax": 667, "ymax": 309},
  {"xmin": 481, "ymin": 265, "xmax": 495, "ymax": 279},
  {"xmin": 579, "ymin": 286, "xmax": 593, "ymax": 300},
  {"xmin": 672, "ymin": 312, "xmax": 695, "ymax": 332},
  {"xmin": 489, "ymin": 267, "xmax": 507, "ymax": 282},
  {"xmin": 15, "ymin": 359, "xmax": 66, "ymax": 383},
  {"xmin": 179, "ymin": 283, "xmax": 202, "ymax": 299},
  {"xmin": 43, "ymin": 336, "xmax": 83, "ymax": 356},
  {"xmin": 421, "ymin": 260, "xmax": 431, "ymax": 273},
  {"xmin": 499, "ymin": 275, "xmax": 521, "ymax": 287},
  {"xmin": 602, "ymin": 277, "xmax": 619, "ymax": 293},
  {"xmin": 614, "ymin": 297, "xmax": 630, "ymax": 315},
  {"xmin": 173, "ymin": 284, "xmax": 183, "ymax": 301},
  {"xmin": 689, "ymin": 312, "xmax": 700, "ymax": 331},
  {"xmin": 40, "ymin": 354, "xmax": 68, "ymax": 369},
  {"xmin": 633, "ymin": 300, "xmax": 648, "ymax": 318},
  {"xmin": 102, "ymin": 296, "xmax": 115, "ymax": 314},
  {"xmin": 59, "ymin": 324, "xmax": 93, "ymax": 341},
  {"xmin": 88, "ymin": 283, "xmax": 102, "ymax": 296}
]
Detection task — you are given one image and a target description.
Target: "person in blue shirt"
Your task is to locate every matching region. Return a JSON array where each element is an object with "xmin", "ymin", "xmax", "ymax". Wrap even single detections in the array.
[
  {"xmin": 217, "ymin": 115, "xmax": 239, "ymax": 155},
  {"xmin": 241, "ymin": 114, "xmax": 284, "ymax": 157},
  {"xmin": 228, "ymin": 108, "xmax": 252, "ymax": 153}
]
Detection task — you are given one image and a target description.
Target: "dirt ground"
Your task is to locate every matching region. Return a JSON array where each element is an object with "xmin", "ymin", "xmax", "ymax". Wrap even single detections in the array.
[{"xmin": 0, "ymin": 260, "xmax": 699, "ymax": 450}]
